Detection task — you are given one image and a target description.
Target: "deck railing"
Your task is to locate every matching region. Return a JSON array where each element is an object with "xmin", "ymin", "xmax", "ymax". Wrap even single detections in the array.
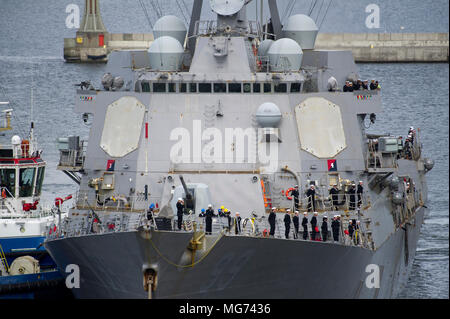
[{"xmin": 49, "ymin": 207, "xmax": 373, "ymax": 250}]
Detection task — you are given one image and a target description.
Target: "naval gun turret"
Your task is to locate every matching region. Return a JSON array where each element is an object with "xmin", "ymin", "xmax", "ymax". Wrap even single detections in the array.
[{"xmin": 179, "ymin": 176, "xmax": 195, "ymax": 212}]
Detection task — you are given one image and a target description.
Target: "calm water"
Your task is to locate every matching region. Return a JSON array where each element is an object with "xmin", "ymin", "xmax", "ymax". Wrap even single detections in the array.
[{"xmin": 0, "ymin": 0, "xmax": 448, "ymax": 299}]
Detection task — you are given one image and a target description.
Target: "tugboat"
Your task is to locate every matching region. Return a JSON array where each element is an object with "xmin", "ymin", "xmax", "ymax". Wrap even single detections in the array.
[
  {"xmin": 45, "ymin": 0, "xmax": 434, "ymax": 299},
  {"xmin": 0, "ymin": 101, "xmax": 71, "ymax": 298}
]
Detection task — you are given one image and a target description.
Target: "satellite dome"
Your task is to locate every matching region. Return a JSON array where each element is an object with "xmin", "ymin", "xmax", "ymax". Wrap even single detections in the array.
[
  {"xmin": 255, "ymin": 102, "xmax": 282, "ymax": 127},
  {"xmin": 148, "ymin": 36, "xmax": 184, "ymax": 71},
  {"xmin": 282, "ymin": 14, "xmax": 319, "ymax": 50},
  {"xmin": 11, "ymin": 135, "xmax": 21, "ymax": 145},
  {"xmin": 258, "ymin": 39, "xmax": 274, "ymax": 57},
  {"xmin": 153, "ymin": 15, "xmax": 187, "ymax": 45},
  {"xmin": 210, "ymin": 0, "xmax": 245, "ymax": 16},
  {"xmin": 267, "ymin": 38, "xmax": 303, "ymax": 72}
]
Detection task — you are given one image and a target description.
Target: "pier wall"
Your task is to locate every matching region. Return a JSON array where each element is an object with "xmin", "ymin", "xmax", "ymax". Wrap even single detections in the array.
[
  {"xmin": 315, "ymin": 33, "xmax": 449, "ymax": 62},
  {"xmin": 63, "ymin": 32, "xmax": 449, "ymax": 63}
]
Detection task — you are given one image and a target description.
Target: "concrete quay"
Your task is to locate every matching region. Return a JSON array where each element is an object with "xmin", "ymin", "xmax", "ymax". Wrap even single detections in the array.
[
  {"xmin": 64, "ymin": 33, "xmax": 153, "ymax": 62},
  {"xmin": 63, "ymin": 32, "xmax": 449, "ymax": 63},
  {"xmin": 315, "ymin": 33, "xmax": 449, "ymax": 62}
]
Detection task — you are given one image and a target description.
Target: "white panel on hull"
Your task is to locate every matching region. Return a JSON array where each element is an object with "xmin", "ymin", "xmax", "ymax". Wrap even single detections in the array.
[
  {"xmin": 295, "ymin": 97, "xmax": 347, "ymax": 158},
  {"xmin": 100, "ymin": 96, "xmax": 145, "ymax": 158}
]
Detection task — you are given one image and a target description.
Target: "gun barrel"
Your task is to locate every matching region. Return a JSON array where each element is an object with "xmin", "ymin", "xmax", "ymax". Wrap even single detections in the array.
[{"xmin": 179, "ymin": 176, "xmax": 192, "ymax": 199}]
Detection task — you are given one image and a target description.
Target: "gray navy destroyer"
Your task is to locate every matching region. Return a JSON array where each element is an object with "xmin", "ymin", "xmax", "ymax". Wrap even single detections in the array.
[{"xmin": 45, "ymin": 0, "xmax": 435, "ymax": 299}]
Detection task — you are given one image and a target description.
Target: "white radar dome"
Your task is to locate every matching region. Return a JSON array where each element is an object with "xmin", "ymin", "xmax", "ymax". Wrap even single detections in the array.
[
  {"xmin": 267, "ymin": 38, "xmax": 303, "ymax": 72},
  {"xmin": 11, "ymin": 135, "xmax": 22, "ymax": 145},
  {"xmin": 148, "ymin": 36, "xmax": 184, "ymax": 71},
  {"xmin": 153, "ymin": 15, "xmax": 187, "ymax": 46},
  {"xmin": 258, "ymin": 39, "xmax": 274, "ymax": 57},
  {"xmin": 282, "ymin": 14, "xmax": 319, "ymax": 50},
  {"xmin": 256, "ymin": 102, "xmax": 282, "ymax": 127}
]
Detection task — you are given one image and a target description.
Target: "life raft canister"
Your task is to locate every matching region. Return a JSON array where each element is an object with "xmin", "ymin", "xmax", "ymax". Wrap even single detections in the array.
[
  {"xmin": 285, "ymin": 188, "xmax": 295, "ymax": 200},
  {"xmin": 21, "ymin": 139, "xmax": 30, "ymax": 157}
]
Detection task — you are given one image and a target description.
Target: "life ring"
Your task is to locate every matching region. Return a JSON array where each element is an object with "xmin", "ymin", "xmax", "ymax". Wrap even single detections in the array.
[
  {"xmin": 54, "ymin": 197, "xmax": 64, "ymax": 207},
  {"xmin": 285, "ymin": 188, "xmax": 295, "ymax": 200}
]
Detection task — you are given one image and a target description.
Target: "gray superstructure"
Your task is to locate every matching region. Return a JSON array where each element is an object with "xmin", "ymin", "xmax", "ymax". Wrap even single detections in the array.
[{"xmin": 45, "ymin": 0, "xmax": 434, "ymax": 299}]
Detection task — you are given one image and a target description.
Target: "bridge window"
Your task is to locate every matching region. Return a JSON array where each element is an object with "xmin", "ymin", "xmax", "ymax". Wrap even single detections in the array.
[
  {"xmin": 229, "ymin": 83, "xmax": 242, "ymax": 93},
  {"xmin": 243, "ymin": 83, "xmax": 251, "ymax": 93},
  {"xmin": 0, "ymin": 168, "xmax": 15, "ymax": 197},
  {"xmin": 180, "ymin": 83, "xmax": 187, "ymax": 92},
  {"xmin": 291, "ymin": 83, "xmax": 301, "ymax": 93},
  {"xmin": 199, "ymin": 83, "xmax": 212, "ymax": 93},
  {"xmin": 34, "ymin": 167, "xmax": 45, "ymax": 196},
  {"xmin": 189, "ymin": 83, "xmax": 197, "ymax": 93},
  {"xmin": 168, "ymin": 83, "xmax": 176, "ymax": 92},
  {"xmin": 264, "ymin": 83, "xmax": 272, "ymax": 93},
  {"xmin": 253, "ymin": 83, "xmax": 261, "ymax": 93},
  {"xmin": 274, "ymin": 83, "xmax": 287, "ymax": 93},
  {"xmin": 19, "ymin": 167, "xmax": 36, "ymax": 197},
  {"xmin": 214, "ymin": 83, "xmax": 226, "ymax": 93},
  {"xmin": 141, "ymin": 82, "xmax": 150, "ymax": 92},
  {"xmin": 153, "ymin": 83, "xmax": 166, "ymax": 93}
]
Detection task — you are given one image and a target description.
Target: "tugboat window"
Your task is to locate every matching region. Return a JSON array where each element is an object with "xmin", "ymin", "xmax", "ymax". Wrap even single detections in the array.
[
  {"xmin": 264, "ymin": 83, "xmax": 272, "ymax": 93},
  {"xmin": 153, "ymin": 83, "xmax": 166, "ymax": 93},
  {"xmin": 214, "ymin": 83, "xmax": 227, "ymax": 93},
  {"xmin": 229, "ymin": 83, "xmax": 242, "ymax": 93},
  {"xmin": 253, "ymin": 83, "xmax": 261, "ymax": 93},
  {"xmin": 189, "ymin": 83, "xmax": 197, "ymax": 93},
  {"xmin": 291, "ymin": 83, "xmax": 301, "ymax": 93},
  {"xmin": 199, "ymin": 83, "xmax": 212, "ymax": 93},
  {"xmin": 19, "ymin": 168, "xmax": 36, "ymax": 197},
  {"xmin": 274, "ymin": 83, "xmax": 287, "ymax": 93},
  {"xmin": 243, "ymin": 83, "xmax": 251, "ymax": 93},
  {"xmin": 0, "ymin": 169, "xmax": 15, "ymax": 197},
  {"xmin": 34, "ymin": 167, "xmax": 45, "ymax": 196},
  {"xmin": 168, "ymin": 83, "xmax": 176, "ymax": 92},
  {"xmin": 142, "ymin": 82, "xmax": 150, "ymax": 92}
]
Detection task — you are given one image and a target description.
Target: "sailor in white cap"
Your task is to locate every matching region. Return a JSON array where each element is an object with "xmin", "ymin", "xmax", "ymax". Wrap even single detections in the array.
[
  {"xmin": 331, "ymin": 215, "xmax": 340, "ymax": 242},
  {"xmin": 343, "ymin": 81, "xmax": 351, "ymax": 92},
  {"xmin": 284, "ymin": 209, "xmax": 292, "ymax": 239},
  {"xmin": 357, "ymin": 181, "xmax": 364, "ymax": 207},
  {"xmin": 234, "ymin": 212, "xmax": 242, "ymax": 234},
  {"xmin": 362, "ymin": 79, "xmax": 369, "ymax": 90},
  {"xmin": 176, "ymin": 198, "xmax": 185, "ymax": 230},
  {"xmin": 291, "ymin": 185, "xmax": 300, "ymax": 210},
  {"xmin": 293, "ymin": 211, "xmax": 300, "ymax": 239},
  {"xmin": 348, "ymin": 182, "xmax": 357, "ymax": 210},
  {"xmin": 268, "ymin": 207, "xmax": 277, "ymax": 237},
  {"xmin": 302, "ymin": 212, "xmax": 309, "ymax": 240},
  {"xmin": 206, "ymin": 204, "xmax": 214, "ymax": 217},
  {"xmin": 306, "ymin": 185, "xmax": 316, "ymax": 212}
]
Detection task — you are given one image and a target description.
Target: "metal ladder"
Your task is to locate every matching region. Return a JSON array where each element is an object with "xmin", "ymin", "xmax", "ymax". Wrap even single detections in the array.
[{"xmin": 0, "ymin": 244, "xmax": 10, "ymax": 276}]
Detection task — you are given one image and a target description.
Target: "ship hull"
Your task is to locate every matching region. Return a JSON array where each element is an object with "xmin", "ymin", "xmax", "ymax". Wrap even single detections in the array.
[{"xmin": 44, "ymin": 206, "xmax": 425, "ymax": 299}]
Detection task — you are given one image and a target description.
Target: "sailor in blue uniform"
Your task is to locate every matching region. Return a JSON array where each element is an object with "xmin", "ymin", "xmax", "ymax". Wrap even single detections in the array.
[
  {"xmin": 176, "ymin": 198, "xmax": 184, "ymax": 230},
  {"xmin": 268, "ymin": 207, "xmax": 277, "ymax": 237},
  {"xmin": 284, "ymin": 209, "xmax": 291, "ymax": 239},
  {"xmin": 321, "ymin": 217, "xmax": 329, "ymax": 242},
  {"xmin": 302, "ymin": 212, "xmax": 309, "ymax": 240}
]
